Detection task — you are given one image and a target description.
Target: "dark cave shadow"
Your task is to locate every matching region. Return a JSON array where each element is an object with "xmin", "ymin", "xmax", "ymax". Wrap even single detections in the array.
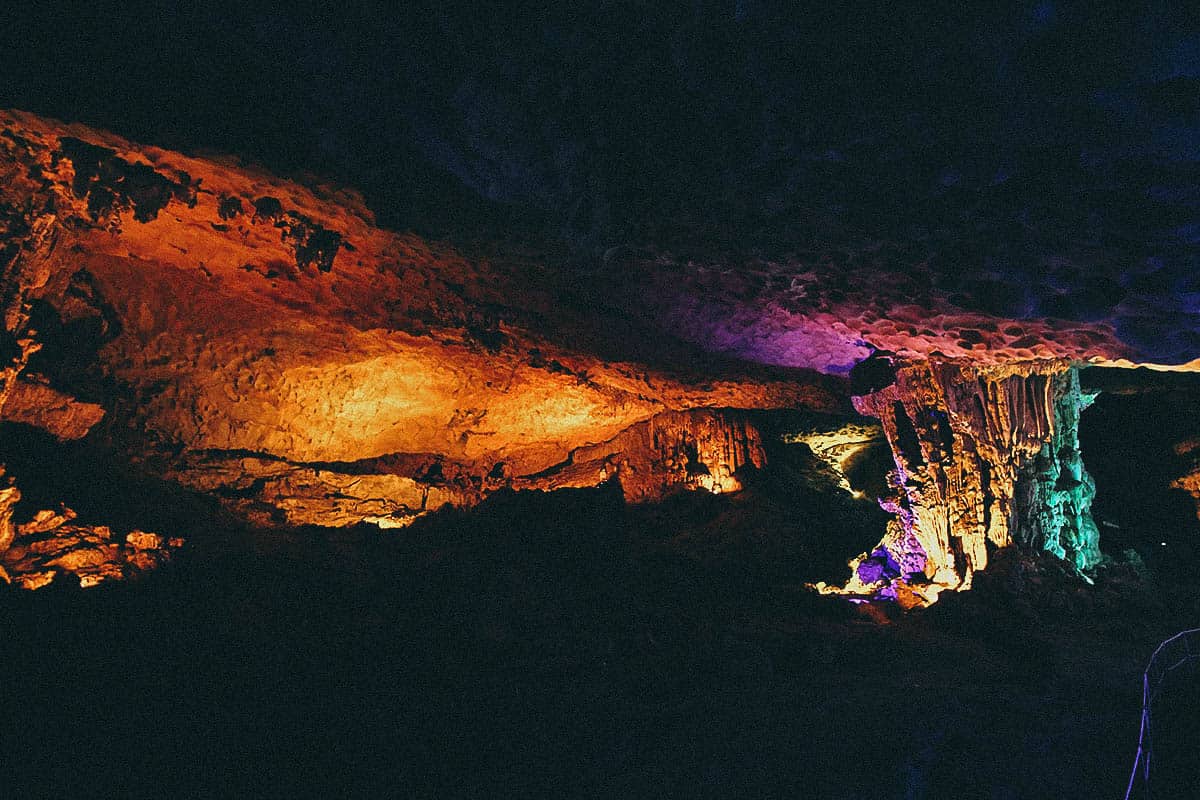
[
  {"xmin": 1077, "ymin": 380, "xmax": 1200, "ymax": 575},
  {"xmin": 0, "ymin": 408, "xmax": 1182, "ymax": 799}
]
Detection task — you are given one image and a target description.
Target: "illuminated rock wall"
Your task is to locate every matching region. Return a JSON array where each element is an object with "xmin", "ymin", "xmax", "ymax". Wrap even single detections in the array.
[
  {"xmin": 839, "ymin": 360, "xmax": 1101, "ymax": 603},
  {"xmin": 514, "ymin": 409, "xmax": 766, "ymax": 503},
  {"xmin": 0, "ymin": 110, "xmax": 841, "ymax": 537},
  {"xmin": 1013, "ymin": 369, "xmax": 1102, "ymax": 571}
]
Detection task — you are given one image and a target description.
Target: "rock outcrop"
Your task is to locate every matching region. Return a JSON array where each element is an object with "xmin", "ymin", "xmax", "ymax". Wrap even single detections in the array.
[
  {"xmin": 0, "ymin": 470, "xmax": 180, "ymax": 591},
  {"xmin": 0, "ymin": 503, "xmax": 181, "ymax": 590},
  {"xmin": 820, "ymin": 359, "xmax": 1102, "ymax": 604},
  {"xmin": 514, "ymin": 409, "xmax": 766, "ymax": 502},
  {"xmin": 158, "ymin": 408, "xmax": 766, "ymax": 527},
  {"xmin": 1012, "ymin": 368, "xmax": 1102, "ymax": 570},
  {"xmin": 1170, "ymin": 438, "xmax": 1200, "ymax": 524},
  {"xmin": 1, "ymin": 377, "xmax": 104, "ymax": 441},
  {"xmin": 0, "ymin": 466, "xmax": 19, "ymax": 555},
  {"xmin": 0, "ymin": 110, "xmax": 842, "ymax": 537}
]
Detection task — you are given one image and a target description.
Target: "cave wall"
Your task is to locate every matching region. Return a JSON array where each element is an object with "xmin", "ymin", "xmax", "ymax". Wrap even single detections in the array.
[
  {"xmin": 515, "ymin": 409, "xmax": 766, "ymax": 503},
  {"xmin": 0, "ymin": 110, "xmax": 844, "ymax": 547},
  {"xmin": 0, "ymin": 110, "xmax": 1187, "ymax": 600}
]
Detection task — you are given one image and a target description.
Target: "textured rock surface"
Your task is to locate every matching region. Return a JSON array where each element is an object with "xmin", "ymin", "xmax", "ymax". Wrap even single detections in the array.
[
  {"xmin": 0, "ymin": 466, "xmax": 19, "ymax": 553},
  {"xmin": 823, "ymin": 360, "xmax": 1102, "ymax": 603},
  {"xmin": 1171, "ymin": 470, "xmax": 1200, "ymax": 522},
  {"xmin": 0, "ymin": 110, "xmax": 840, "ymax": 529},
  {"xmin": 603, "ymin": 252, "xmax": 1153, "ymax": 374},
  {"xmin": 515, "ymin": 408, "xmax": 766, "ymax": 502},
  {"xmin": 1170, "ymin": 438, "xmax": 1200, "ymax": 524},
  {"xmin": 0, "ymin": 377, "xmax": 104, "ymax": 440},
  {"xmin": 163, "ymin": 454, "xmax": 476, "ymax": 530},
  {"xmin": 0, "ymin": 473, "xmax": 180, "ymax": 590},
  {"xmin": 1, "ymin": 503, "xmax": 181, "ymax": 590}
]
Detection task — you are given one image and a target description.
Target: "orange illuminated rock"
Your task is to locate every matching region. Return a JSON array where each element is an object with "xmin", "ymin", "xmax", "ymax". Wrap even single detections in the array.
[
  {"xmin": 125, "ymin": 531, "xmax": 164, "ymax": 550},
  {"xmin": 1, "ymin": 501, "xmax": 181, "ymax": 590},
  {"xmin": 18, "ymin": 506, "xmax": 77, "ymax": 536},
  {"xmin": 0, "ymin": 470, "xmax": 19, "ymax": 553},
  {"xmin": 1170, "ymin": 455, "xmax": 1200, "ymax": 523},
  {"xmin": 0, "ymin": 378, "xmax": 104, "ymax": 441},
  {"xmin": 515, "ymin": 408, "xmax": 766, "ymax": 502},
  {"xmin": 0, "ymin": 110, "xmax": 841, "ymax": 529}
]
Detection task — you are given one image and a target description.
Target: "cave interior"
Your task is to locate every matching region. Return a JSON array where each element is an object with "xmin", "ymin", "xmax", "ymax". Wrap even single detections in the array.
[{"xmin": 2, "ymin": 4, "xmax": 1200, "ymax": 798}]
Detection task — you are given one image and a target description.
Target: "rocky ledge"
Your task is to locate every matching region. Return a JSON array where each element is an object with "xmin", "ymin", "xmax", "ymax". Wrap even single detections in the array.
[{"xmin": 0, "ymin": 467, "xmax": 180, "ymax": 590}]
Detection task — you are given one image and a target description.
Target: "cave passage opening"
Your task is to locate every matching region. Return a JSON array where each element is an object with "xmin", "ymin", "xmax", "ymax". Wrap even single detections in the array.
[{"xmin": 1078, "ymin": 367, "xmax": 1200, "ymax": 576}]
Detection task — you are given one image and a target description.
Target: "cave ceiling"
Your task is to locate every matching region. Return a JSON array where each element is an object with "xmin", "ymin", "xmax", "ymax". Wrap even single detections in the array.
[{"xmin": 6, "ymin": 3, "xmax": 1200, "ymax": 368}]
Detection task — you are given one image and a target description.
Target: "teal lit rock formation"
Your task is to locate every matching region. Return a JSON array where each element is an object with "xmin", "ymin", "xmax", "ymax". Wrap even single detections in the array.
[
  {"xmin": 1013, "ymin": 368, "xmax": 1102, "ymax": 571},
  {"xmin": 821, "ymin": 359, "xmax": 1101, "ymax": 605}
]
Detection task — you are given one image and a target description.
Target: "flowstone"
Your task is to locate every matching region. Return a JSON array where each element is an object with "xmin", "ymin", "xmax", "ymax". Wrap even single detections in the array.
[{"xmin": 818, "ymin": 359, "xmax": 1102, "ymax": 605}]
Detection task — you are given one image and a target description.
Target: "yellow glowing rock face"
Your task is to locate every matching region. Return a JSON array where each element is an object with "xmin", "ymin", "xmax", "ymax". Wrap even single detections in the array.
[
  {"xmin": 125, "ymin": 531, "xmax": 164, "ymax": 550},
  {"xmin": 1, "ymin": 505, "xmax": 182, "ymax": 591},
  {"xmin": 14, "ymin": 570, "xmax": 56, "ymax": 591},
  {"xmin": 364, "ymin": 516, "xmax": 416, "ymax": 530},
  {"xmin": 782, "ymin": 422, "xmax": 884, "ymax": 494},
  {"xmin": 0, "ymin": 109, "xmax": 838, "ymax": 530}
]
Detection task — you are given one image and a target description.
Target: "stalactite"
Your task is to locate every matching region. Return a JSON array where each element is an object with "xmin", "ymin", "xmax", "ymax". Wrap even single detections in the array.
[
  {"xmin": 818, "ymin": 359, "xmax": 1102, "ymax": 605},
  {"xmin": 1013, "ymin": 369, "xmax": 1102, "ymax": 571}
]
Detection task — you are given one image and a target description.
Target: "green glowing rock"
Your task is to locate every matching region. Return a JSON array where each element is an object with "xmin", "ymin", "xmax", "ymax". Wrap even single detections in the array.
[{"xmin": 1015, "ymin": 368, "xmax": 1102, "ymax": 571}]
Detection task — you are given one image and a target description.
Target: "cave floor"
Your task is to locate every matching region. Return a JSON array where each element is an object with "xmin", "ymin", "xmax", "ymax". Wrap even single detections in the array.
[{"xmin": 2, "ymin": 485, "xmax": 1197, "ymax": 799}]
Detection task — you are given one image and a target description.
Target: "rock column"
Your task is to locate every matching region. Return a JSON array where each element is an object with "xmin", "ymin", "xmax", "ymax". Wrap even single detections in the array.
[{"xmin": 833, "ymin": 359, "xmax": 1101, "ymax": 603}]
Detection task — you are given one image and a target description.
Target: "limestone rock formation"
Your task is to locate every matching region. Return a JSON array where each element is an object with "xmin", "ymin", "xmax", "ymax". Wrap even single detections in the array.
[
  {"xmin": 0, "ymin": 110, "xmax": 842, "ymax": 538},
  {"xmin": 514, "ymin": 409, "xmax": 766, "ymax": 502},
  {"xmin": 0, "ymin": 466, "xmax": 19, "ymax": 554},
  {"xmin": 162, "ymin": 453, "xmax": 476, "ymax": 530},
  {"xmin": 1, "ymin": 503, "xmax": 181, "ymax": 590},
  {"xmin": 1, "ymin": 377, "xmax": 104, "ymax": 441},
  {"xmin": 0, "ymin": 471, "xmax": 180, "ymax": 590},
  {"xmin": 1171, "ymin": 473, "xmax": 1200, "ymax": 523},
  {"xmin": 821, "ymin": 359, "xmax": 1102, "ymax": 604}
]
